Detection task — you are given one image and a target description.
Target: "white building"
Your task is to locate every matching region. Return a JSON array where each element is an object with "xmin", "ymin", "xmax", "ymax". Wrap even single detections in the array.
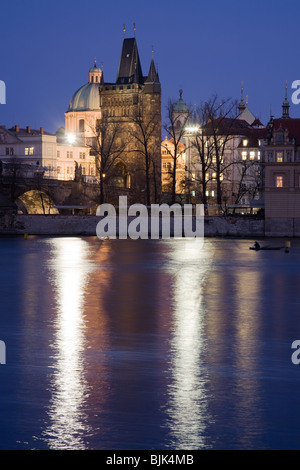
[{"xmin": 0, "ymin": 125, "xmax": 57, "ymax": 178}]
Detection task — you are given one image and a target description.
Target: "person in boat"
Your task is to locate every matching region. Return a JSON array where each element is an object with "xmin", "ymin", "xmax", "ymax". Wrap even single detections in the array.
[{"xmin": 253, "ymin": 241, "xmax": 260, "ymax": 250}]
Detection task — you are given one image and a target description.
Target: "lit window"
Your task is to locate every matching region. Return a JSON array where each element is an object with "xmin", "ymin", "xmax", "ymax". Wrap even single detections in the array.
[
  {"xmin": 25, "ymin": 147, "xmax": 34, "ymax": 155},
  {"xmin": 257, "ymin": 151, "xmax": 261, "ymax": 160},
  {"xmin": 242, "ymin": 151, "xmax": 247, "ymax": 160},
  {"xmin": 276, "ymin": 176, "xmax": 283, "ymax": 187},
  {"xmin": 243, "ymin": 139, "xmax": 248, "ymax": 147},
  {"xmin": 212, "ymin": 172, "xmax": 217, "ymax": 178},
  {"xmin": 205, "ymin": 190, "xmax": 209, "ymax": 196},
  {"xmin": 277, "ymin": 152, "xmax": 283, "ymax": 162},
  {"xmin": 250, "ymin": 151, "xmax": 255, "ymax": 160},
  {"xmin": 211, "ymin": 190, "xmax": 215, "ymax": 197}
]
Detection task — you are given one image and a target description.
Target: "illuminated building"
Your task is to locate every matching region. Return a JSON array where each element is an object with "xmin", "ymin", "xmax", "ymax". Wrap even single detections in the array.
[{"xmin": 264, "ymin": 85, "xmax": 300, "ymax": 235}]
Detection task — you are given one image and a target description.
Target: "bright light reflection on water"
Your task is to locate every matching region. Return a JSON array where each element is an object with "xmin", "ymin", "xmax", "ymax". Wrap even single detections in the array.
[
  {"xmin": 42, "ymin": 238, "xmax": 95, "ymax": 449},
  {"xmin": 162, "ymin": 239, "xmax": 212, "ymax": 449},
  {"xmin": 1, "ymin": 237, "xmax": 300, "ymax": 450}
]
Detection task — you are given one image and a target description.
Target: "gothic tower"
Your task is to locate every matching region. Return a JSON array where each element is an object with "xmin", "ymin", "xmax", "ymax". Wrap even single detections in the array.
[
  {"xmin": 65, "ymin": 33, "xmax": 162, "ymax": 204},
  {"xmin": 99, "ymin": 36, "xmax": 161, "ymax": 203}
]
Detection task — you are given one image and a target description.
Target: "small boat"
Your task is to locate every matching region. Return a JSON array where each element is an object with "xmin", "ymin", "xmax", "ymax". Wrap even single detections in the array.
[{"xmin": 249, "ymin": 242, "xmax": 283, "ymax": 251}]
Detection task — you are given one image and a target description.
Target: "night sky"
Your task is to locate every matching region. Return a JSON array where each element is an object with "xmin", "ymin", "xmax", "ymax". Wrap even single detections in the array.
[{"xmin": 1, "ymin": 0, "xmax": 300, "ymax": 133}]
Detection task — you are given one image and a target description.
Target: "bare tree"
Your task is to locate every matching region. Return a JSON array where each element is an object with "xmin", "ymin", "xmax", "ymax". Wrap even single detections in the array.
[
  {"xmin": 88, "ymin": 118, "xmax": 128, "ymax": 204},
  {"xmin": 163, "ymin": 98, "xmax": 191, "ymax": 204},
  {"xmin": 202, "ymin": 95, "xmax": 239, "ymax": 208},
  {"xmin": 185, "ymin": 105, "xmax": 214, "ymax": 206},
  {"xmin": 128, "ymin": 109, "xmax": 161, "ymax": 205},
  {"xmin": 233, "ymin": 158, "xmax": 262, "ymax": 207}
]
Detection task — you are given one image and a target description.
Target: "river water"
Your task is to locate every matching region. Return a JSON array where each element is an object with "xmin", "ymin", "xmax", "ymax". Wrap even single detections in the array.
[{"xmin": 0, "ymin": 236, "xmax": 300, "ymax": 450}]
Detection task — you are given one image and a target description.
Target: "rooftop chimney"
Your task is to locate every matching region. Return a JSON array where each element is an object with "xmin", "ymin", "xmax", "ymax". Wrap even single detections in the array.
[
  {"xmin": 40, "ymin": 127, "xmax": 44, "ymax": 134},
  {"xmin": 15, "ymin": 125, "xmax": 20, "ymax": 132},
  {"xmin": 26, "ymin": 126, "xmax": 31, "ymax": 134}
]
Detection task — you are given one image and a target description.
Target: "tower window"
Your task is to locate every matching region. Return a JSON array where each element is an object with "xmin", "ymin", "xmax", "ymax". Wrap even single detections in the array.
[
  {"xmin": 276, "ymin": 176, "xmax": 283, "ymax": 187},
  {"xmin": 79, "ymin": 119, "xmax": 85, "ymax": 133}
]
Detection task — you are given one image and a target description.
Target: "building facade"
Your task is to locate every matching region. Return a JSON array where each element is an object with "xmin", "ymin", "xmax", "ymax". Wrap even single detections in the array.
[
  {"xmin": 0, "ymin": 35, "xmax": 162, "ymax": 205},
  {"xmin": 61, "ymin": 36, "xmax": 162, "ymax": 204},
  {"xmin": 264, "ymin": 91, "xmax": 300, "ymax": 235},
  {"xmin": 0, "ymin": 125, "xmax": 57, "ymax": 178}
]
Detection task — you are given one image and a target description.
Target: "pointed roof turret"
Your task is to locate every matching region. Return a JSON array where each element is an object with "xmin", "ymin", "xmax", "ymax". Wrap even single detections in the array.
[
  {"xmin": 238, "ymin": 81, "xmax": 246, "ymax": 113},
  {"xmin": 116, "ymin": 37, "xmax": 144, "ymax": 85},
  {"xmin": 282, "ymin": 81, "xmax": 290, "ymax": 118},
  {"xmin": 145, "ymin": 58, "xmax": 159, "ymax": 83}
]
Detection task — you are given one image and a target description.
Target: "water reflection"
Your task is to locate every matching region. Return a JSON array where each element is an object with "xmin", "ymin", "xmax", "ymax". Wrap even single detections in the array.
[
  {"xmin": 203, "ymin": 242, "xmax": 265, "ymax": 448},
  {"xmin": 43, "ymin": 238, "xmax": 94, "ymax": 449},
  {"xmin": 163, "ymin": 239, "xmax": 212, "ymax": 449}
]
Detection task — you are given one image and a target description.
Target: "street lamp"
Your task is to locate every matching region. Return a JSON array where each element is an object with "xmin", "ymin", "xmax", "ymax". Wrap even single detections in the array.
[{"xmin": 67, "ymin": 134, "xmax": 76, "ymax": 145}]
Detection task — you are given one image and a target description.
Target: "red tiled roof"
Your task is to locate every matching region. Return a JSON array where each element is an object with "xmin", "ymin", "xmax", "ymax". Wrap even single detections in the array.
[{"xmin": 272, "ymin": 118, "xmax": 300, "ymax": 142}]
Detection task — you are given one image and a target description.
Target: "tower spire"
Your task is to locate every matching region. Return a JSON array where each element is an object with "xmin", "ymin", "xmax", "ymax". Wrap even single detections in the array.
[
  {"xmin": 238, "ymin": 81, "xmax": 246, "ymax": 112},
  {"xmin": 282, "ymin": 80, "xmax": 290, "ymax": 118}
]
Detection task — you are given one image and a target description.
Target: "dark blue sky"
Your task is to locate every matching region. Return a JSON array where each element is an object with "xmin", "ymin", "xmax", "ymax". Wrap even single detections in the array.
[{"xmin": 1, "ymin": 0, "xmax": 300, "ymax": 133}]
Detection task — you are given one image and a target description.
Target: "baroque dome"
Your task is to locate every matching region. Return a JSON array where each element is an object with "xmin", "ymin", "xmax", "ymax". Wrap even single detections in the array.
[
  {"xmin": 68, "ymin": 83, "xmax": 101, "ymax": 112},
  {"xmin": 67, "ymin": 62, "xmax": 103, "ymax": 112},
  {"xmin": 173, "ymin": 89, "xmax": 189, "ymax": 114}
]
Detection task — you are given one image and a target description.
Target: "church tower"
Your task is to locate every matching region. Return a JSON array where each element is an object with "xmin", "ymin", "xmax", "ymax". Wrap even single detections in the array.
[
  {"xmin": 99, "ymin": 32, "xmax": 161, "ymax": 203},
  {"xmin": 65, "ymin": 30, "xmax": 162, "ymax": 204},
  {"xmin": 282, "ymin": 81, "xmax": 290, "ymax": 119}
]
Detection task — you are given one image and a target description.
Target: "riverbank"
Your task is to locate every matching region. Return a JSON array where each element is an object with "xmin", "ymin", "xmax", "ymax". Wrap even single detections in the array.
[{"xmin": 0, "ymin": 214, "xmax": 265, "ymax": 237}]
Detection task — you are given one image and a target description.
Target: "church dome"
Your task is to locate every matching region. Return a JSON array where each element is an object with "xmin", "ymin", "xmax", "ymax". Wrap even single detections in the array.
[
  {"xmin": 68, "ymin": 83, "xmax": 101, "ymax": 112},
  {"xmin": 67, "ymin": 62, "xmax": 103, "ymax": 112},
  {"xmin": 173, "ymin": 90, "xmax": 189, "ymax": 114}
]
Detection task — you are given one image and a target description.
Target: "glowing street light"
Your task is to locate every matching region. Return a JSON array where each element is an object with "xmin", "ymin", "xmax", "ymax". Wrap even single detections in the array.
[
  {"xmin": 185, "ymin": 125, "xmax": 200, "ymax": 134},
  {"xmin": 67, "ymin": 134, "xmax": 76, "ymax": 145}
]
